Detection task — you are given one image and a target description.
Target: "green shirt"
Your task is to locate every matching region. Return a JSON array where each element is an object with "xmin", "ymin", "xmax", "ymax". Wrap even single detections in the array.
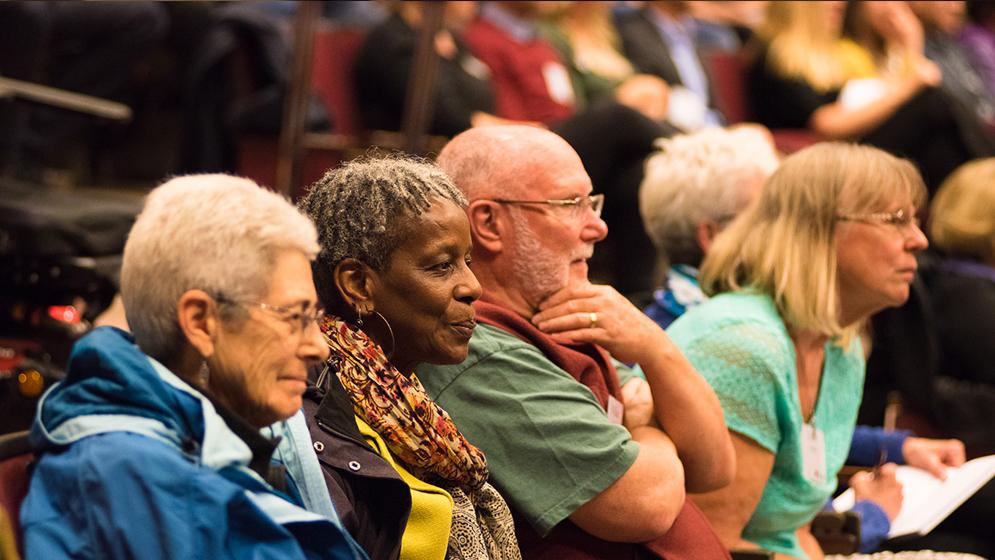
[
  {"xmin": 668, "ymin": 292, "xmax": 864, "ymax": 559},
  {"xmin": 416, "ymin": 323, "xmax": 639, "ymax": 535}
]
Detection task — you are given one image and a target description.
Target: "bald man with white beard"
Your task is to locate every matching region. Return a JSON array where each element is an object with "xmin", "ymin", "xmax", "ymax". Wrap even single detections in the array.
[{"xmin": 416, "ymin": 125, "xmax": 735, "ymax": 560}]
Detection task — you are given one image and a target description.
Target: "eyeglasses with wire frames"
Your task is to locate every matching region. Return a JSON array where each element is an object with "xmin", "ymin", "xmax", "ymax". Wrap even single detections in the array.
[
  {"xmin": 215, "ymin": 295, "xmax": 326, "ymax": 332},
  {"xmin": 488, "ymin": 193, "xmax": 605, "ymax": 219},
  {"xmin": 836, "ymin": 208, "xmax": 921, "ymax": 231}
]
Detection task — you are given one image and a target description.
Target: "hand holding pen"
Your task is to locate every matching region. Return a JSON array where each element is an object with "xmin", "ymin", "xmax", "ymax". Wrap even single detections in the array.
[{"xmin": 850, "ymin": 462, "xmax": 904, "ymax": 521}]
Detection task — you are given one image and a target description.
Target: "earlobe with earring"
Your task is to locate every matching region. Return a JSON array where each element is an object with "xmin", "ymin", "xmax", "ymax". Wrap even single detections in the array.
[
  {"xmin": 370, "ymin": 310, "xmax": 396, "ymax": 358},
  {"xmin": 198, "ymin": 361, "xmax": 210, "ymax": 387},
  {"xmin": 352, "ymin": 302, "xmax": 395, "ymax": 357}
]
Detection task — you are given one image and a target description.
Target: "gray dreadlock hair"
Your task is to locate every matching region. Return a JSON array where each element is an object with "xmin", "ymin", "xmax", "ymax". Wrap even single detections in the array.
[{"xmin": 298, "ymin": 153, "xmax": 467, "ymax": 309}]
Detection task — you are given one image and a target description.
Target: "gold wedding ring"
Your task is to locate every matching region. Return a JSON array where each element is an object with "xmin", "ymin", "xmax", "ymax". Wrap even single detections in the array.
[{"xmin": 589, "ymin": 312, "xmax": 598, "ymax": 329}]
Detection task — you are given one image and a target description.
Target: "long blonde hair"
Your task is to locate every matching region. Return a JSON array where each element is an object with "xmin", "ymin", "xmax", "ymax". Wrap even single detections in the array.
[
  {"xmin": 700, "ymin": 142, "xmax": 926, "ymax": 344},
  {"xmin": 758, "ymin": 1, "xmax": 847, "ymax": 91}
]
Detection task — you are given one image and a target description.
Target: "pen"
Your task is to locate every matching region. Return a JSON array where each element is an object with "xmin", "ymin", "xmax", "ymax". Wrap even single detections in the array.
[{"xmin": 873, "ymin": 445, "xmax": 887, "ymax": 479}]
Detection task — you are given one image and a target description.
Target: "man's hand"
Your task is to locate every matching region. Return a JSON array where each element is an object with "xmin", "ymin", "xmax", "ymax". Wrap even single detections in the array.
[
  {"xmin": 620, "ymin": 378, "xmax": 656, "ymax": 430},
  {"xmin": 531, "ymin": 282, "xmax": 670, "ymax": 365},
  {"xmin": 902, "ymin": 437, "xmax": 965, "ymax": 480},
  {"xmin": 849, "ymin": 463, "xmax": 904, "ymax": 521}
]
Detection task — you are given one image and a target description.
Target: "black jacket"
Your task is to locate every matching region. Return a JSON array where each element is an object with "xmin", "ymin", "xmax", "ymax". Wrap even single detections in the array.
[{"xmin": 304, "ymin": 365, "xmax": 411, "ymax": 560}]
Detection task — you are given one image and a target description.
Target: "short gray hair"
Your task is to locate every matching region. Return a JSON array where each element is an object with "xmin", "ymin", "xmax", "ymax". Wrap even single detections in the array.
[
  {"xmin": 120, "ymin": 174, "xmax": 319, "ymax": 361},
  {"xmin": 639, "ymin": 126, "xmax": 780, "ymax": 268},
  {"xmin": 298, "ymin": 154, "xmax": 466, "ymax": 309}
]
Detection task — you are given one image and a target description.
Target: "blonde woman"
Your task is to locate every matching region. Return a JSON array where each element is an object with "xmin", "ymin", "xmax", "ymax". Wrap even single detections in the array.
[
  {"xmin": 748, "ymin": 0, "xmax": 982, "ymax": 189},
  {"xmin": 667, "ymin": 143, "xmax": 941, "ymax": 559},
  {"xmin": 840, "ymin": 1, "xmax": 935, "ymax": 81}
]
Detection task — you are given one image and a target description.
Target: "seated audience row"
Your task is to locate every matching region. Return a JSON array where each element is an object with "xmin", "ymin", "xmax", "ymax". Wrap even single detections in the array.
[{"xmin": 19, "ymin": 126, "xmax": 993, "ymax": 560}]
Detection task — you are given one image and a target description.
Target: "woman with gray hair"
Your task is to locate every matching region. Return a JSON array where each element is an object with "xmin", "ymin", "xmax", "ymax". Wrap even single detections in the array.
[
  {"xmin": 20, "ymin": 174, "xmax": 364, "ymax": 560},
  {"xmin": 639, "ymin": 125, "xmax": 780, "ymax": 328},
  {"xmin": 297, "ymin": 155, "xmax": 520, "ymax": 560}
]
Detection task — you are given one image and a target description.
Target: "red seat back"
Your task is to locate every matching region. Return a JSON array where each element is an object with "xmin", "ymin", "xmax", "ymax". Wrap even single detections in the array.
[
  {"xmin": 0, "ymin": 431, "xmax": 32, "ymax": 558},
  {"xmin": 310, "ymin": 26, "xmax": 367, "ymax": 137},
  {"xmin": 705, "ymin": 51, "xmax": 750, "ymax": 125}
]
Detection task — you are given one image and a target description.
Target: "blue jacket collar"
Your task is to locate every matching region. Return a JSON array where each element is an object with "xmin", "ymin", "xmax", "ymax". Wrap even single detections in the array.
[{"xmin": 33, "ymin": 326, "xmax": 257, "ymax": 473}]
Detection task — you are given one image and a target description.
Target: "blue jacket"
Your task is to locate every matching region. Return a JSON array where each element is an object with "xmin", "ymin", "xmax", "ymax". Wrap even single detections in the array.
[{"xmin": 20, "ymin": 326, "xmax": 366, "ymax": 560}]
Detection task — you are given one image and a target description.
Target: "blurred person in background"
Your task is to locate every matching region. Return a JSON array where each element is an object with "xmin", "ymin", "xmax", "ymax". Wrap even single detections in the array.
[
  {"xmin": 927, "ymin": 158, "xmax": 995, "ymax": 406},
  {"xmin": 614, "ymin": 0, "xmax": 730, "ymax": 131},
  {"xmin": 909, "ymin": 1, "xmax": 995, "ymax": 135},
  {"xmin": 748, "ymin": 0, "xmax": 990, "ymax": 192},
  {"xmin": 540, "ymin": 1, "xmax": 672, "ymax": 124},
  {"xmin": 958, "ymin": 1, "xmax": 995, "ymax": 99},
  {"xmin": 354, "ymin": 1, "xmax": 518, "ymax": 137}
]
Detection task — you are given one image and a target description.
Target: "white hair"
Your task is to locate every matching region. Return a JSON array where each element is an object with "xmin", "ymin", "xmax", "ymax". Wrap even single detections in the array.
[
  {"xmin": 639, "ymin": 126, "xmax": 780, "ymax": 268},
  {"xmin": 120, "ymin": 174, "xmax": 319, "ymax": 361}
]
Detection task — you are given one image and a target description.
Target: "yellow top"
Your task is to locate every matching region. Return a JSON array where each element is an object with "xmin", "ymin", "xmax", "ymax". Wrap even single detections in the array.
[
  {"xmin": 354, "ymin": 416, "xmax": 453, "ymax": 560},
  {"xmin": 837, "ymin": 38, "xmax": 919, "ymax": 81},
  {"xmin": 837, "ymin": 38, "xmax": 878, "ymax": 79}
]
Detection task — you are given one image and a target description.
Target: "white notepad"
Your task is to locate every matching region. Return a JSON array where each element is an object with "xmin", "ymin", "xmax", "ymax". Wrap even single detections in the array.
[{"xmin": 833, "ymin": 454, "xmax": 995, "ymax": 539}]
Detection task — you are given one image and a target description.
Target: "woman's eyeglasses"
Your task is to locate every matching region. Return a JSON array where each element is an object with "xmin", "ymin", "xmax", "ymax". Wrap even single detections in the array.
[
  {"xmin": 216, "ymin": 296, "xmax": 325, "ymax": 332},
  {"xmin": 488, "ymin": 194, "xmax": 605, "ymax": 219},
  {"xmin": 836, "ymin": 208, "xmax": 920, "ymax": 231}
]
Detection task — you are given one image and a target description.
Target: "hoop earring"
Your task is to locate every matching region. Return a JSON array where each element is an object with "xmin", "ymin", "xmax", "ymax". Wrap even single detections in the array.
[
  {"xmin": 354, "ymin": 304, "xmax": 366, "ymax": 327},
  {"xmin": 370, "ymin": 310, "xmax": 396, "ymax": 358}
]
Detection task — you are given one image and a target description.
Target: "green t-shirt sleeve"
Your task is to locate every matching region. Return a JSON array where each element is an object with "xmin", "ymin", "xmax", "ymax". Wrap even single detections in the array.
[
  {"xmin": 614, "ymin": 360, "xmax": 646, "ymax": 386},
  {"xmin": 427, "ymin": 344, "xmax": 639, "ymax": 536},
  {"xmin": 679, "ymin": 321, "xmax": 790, "ymax": 453}
]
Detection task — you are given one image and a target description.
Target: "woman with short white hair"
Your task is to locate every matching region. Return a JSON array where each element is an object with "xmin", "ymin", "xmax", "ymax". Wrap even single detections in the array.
[
  {"xmin": 639, "ymin": 125, "xmax": 780, "ymax": 328},
  {"xmin": 21, "ymin": 174, "xmax": 364, "ymax": 560}
]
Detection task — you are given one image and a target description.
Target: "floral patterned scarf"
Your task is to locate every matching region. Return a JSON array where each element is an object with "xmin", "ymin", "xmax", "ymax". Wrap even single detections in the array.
[{"xmin": 320, "ymin": 317, "xmax": 521, "ymax": 560}]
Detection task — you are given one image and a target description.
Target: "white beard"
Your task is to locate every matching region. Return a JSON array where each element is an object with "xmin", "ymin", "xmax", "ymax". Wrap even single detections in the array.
[{"xmin": 508, "ymin": 212, "xmax": 569, "ymax": 308}]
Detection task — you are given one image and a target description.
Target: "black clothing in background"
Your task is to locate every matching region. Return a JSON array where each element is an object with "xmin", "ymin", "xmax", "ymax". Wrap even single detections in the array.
[
  {"xmin": 747, "ymin": 46, "xmax": 990, "ymax": 191},
  {"xmin": 0, "ymin": 1, "xmax": 167, "ymax": 174},
  {"xmin": 353, "ymin": 14, "xmax": 494, "ymax": 137},
  {"xmin": 926, "ymin": 262, "xmax": 995, "ymax": 389},
  {"xmin": 863, "ymin": 258, "xmax": 995, "ymax": 457},
  {"xmin": 745, "ymin": 48, "xmax": 840, "ymax": 130}
]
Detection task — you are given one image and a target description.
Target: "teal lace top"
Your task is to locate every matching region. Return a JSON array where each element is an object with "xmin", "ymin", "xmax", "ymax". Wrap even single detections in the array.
[{"xmin": 668, "ymin": 292, "xmax": 864, "ymax": 559}]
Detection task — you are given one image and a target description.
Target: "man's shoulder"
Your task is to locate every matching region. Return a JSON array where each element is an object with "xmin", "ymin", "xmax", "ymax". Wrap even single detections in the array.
[
  {"xmin": 421, "ymin": 323, "xmax": 555, "ymax": 376},
  {"xmin": 417, "ymin": 322, "xmax": 584, "ymax": 399}
]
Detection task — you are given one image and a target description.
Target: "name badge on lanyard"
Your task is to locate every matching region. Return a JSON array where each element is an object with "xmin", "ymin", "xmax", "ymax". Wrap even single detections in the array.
[
  {"xmin": 801, "ymin": 422, "xmax": 827, "ymax": 484},
  {"xmin": 607, "ymin": 395, "xmax": 624, "ymax": 425}
]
